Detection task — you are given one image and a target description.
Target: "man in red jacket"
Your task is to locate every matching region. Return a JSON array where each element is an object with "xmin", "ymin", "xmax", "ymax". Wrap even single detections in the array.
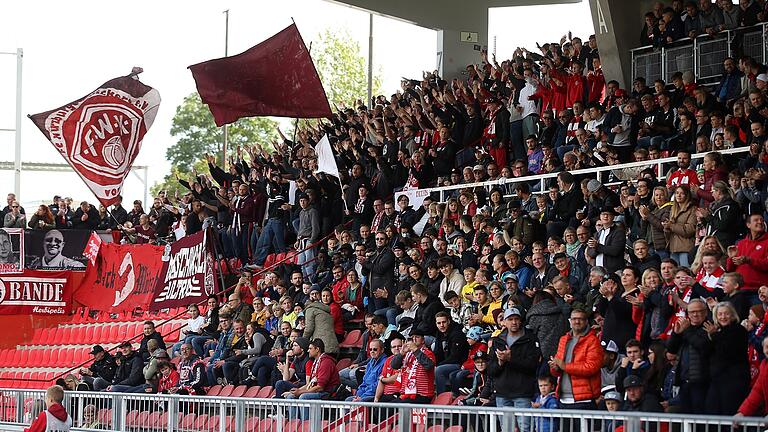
[
  {"xmin": 549, "ymin": 307, "xmax": 603, "ymax": 421},
  {"xmin": 25, "ymin": 385, "xmax": 72, "ymax": 432},
  {"xmin": 726, "ymin": 213, "xmax": 768, "ymax": 293},
  {"xmin": 286, "ymin": 338, "xmax": 339, "ymax": 419},
  {"xmin": 566, "ymin": 60, "xmax": 588, "ymax": 108}
]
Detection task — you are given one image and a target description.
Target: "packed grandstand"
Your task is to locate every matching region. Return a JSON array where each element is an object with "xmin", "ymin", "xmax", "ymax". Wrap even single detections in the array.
[{"xmin": 6, "ymin": 0, "xmax": 768, "ymax": 430}]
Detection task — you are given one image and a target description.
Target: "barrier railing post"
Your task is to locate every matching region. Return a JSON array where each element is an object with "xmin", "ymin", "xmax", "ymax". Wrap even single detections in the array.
[
  {"xmin": 397, "ymin": 406, "xmax": 410, "ymax": 432},
  {"xmin": 114, "ymin": 393, "xmax": 124, "ymax": 431},
  {"xmin": 309, "ymin": 402, "xmax": 323, "ymax": 432},
  {"xmin": 167, "ymin": 395, "xmax": 177, "ymax": 432},
  {"xmin": 13, "ymin": 391, "xmax": 22, "ymax": 423},
  {"xmin": 502, "ymin": 411, "xmax": 515, "ymax": 432}
]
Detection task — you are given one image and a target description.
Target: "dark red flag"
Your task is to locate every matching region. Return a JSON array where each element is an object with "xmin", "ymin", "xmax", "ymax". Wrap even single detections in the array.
[
  {"xmin": 150, "ymin": 230, "xmax": 219, "ymax": 311},
  {"xmin": 189, "ymin": 23, "xmax": 332, "ymax": 126},
  {"xmin": 29, "ymin": 73, "xmax": 160, "ymax": 207}
]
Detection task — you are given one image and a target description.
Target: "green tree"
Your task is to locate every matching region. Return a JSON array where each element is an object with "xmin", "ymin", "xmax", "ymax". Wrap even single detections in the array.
[
  {"xmin": 166, "ymin": 93, "xmax": 279, "ymax": 172},
  {"xmin": 313, "ymin": 28, "xmax": 382, "ymax": 108},
  {"xmin": 152, "ymin": 93, "xmax": 279, "ymax": 196}
]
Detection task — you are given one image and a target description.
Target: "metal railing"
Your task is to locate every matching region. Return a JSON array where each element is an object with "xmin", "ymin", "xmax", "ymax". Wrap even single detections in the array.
[
  {"xmin": 0, "ymin": 388, "xmax": 765, "ymax": 432},
  {"xmin": 419, "ymin": 146, "xmax": 750, "ymax": 203},
  {"xmin": 631, "ymin": 23, "xmax": 768, "ymax": 84}
]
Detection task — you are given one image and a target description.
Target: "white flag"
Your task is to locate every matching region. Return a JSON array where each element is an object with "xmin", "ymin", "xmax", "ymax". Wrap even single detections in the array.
[{"xmin": 315, "ymin": 134, "xmax": 340, "ymax": 178}]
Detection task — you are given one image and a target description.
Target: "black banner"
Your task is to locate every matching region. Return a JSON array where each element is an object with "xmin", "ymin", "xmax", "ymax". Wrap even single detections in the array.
[{"xmin": 25, "ymin": 229, "xmax": 90, "ymax": 271}]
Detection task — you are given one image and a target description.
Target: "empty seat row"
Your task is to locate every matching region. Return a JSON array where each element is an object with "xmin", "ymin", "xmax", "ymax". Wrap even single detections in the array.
[
  {"xmin": 0, "ymin": 371, "xmax": 55, "ymax": 389},
  {"xmin": 69, "ymin": 306, "xmax": 191, "ymax": 325},
  {"xmin": 29, "ymin": 321, "xmax": 183, "ymax": 348},
  {"xmin": 0, "ymin": 347, "xmax": 91, "ymax": 369}
]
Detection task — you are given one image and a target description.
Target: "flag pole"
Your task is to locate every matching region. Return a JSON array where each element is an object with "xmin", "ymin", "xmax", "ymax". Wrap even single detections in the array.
[{"xmin": 222, "ymin": 9, "xmax": 230, "ymax": 170}]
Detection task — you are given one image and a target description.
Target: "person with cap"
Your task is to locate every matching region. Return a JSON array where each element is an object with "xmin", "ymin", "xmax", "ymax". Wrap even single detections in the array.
[
  {"xmin": 621, "ymin": 374, "xmax": 663, "ymax": 413},
  {"xmin": 489, "ymin": 307, "xmax": 540, "ymax": 432},
  {"xmin": 549, "ymin": 306, "xmax": 604, "ymax": 415},
  {"xmin": 503, "ymin": 200, "xmax": 536, "ymax": 247},
  {"xmin": 601, "ymin": 390, "xmax": 622, "ymax": 432},
  {"xmin": 274, "ymin": 337, "xmax": 311, "ymax": 399},
  {"xmin": 586, "ymin": 206, "xmax": 626, "ymax": 274},
  {"xmin": 448, "ymin": 326, "xmax": 488, "ymax": 397},
  {"xmin": 483, "ymin": 96, "xmax": 511, "ymax": 170},
  {"xmin": 596, "ymin": 273, "xmax": 636, "ymax": 350},
  {"xmin": 552, "ymin": 252, "xmax": 583, "ymax": 291},
  {"xmin": 286, "ymin": 338, "xmax": 340, "ymax": 419},
  {"xmin": 394, "ymin": 327, "xmax": 436, "ymax": 404},
  {"xmin": 583, "ymin": 179, "xmax": 620, "ymax": 223},
  {"xmin": 600, "ymin": 340, "xmax": 625, "ymax": 393},
  {"xmin": 106, "ymin": 342, "xmax": 144, "ymax": 392},
  {"xmin": 79, "ymin": 345, "xmax": 117, "ymax": 392}
]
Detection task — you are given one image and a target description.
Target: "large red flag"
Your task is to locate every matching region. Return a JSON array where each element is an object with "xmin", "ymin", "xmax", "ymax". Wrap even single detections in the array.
[
  {"xmin": 74, "ymin": 242, "xmax": 165, "ymax": 312},
  {"xmin": 29, "ymin": 72, "xmax": 161, "ymax": 206},
  {"xmin": 189, "ymin": 23, "xmax": 332, "ymax": 126}
]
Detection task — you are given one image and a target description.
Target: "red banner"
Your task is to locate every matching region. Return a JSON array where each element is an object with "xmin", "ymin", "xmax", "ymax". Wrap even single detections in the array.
[
  {"xmin": 189, "ymin": 24, "xmax": 331, "ymax": 126},
  {"xmin": 28, "ymin": 74, "xmax": 161, "ymax": 206},
  {"xmin": 74, "ymin": 242, "xmax": 164, "ymax": 312},
  {"xmin": 150, "ymin": 230, "xmax": 219, "ymax": 310},
  {"xmin": 0, "ymin": 270, "xmax": 73, "ymax": 315}
]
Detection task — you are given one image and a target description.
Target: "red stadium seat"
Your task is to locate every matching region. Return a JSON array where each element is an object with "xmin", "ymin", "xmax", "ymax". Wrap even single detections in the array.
[
  {"xmin": 39, "ymin": 349, "xmax": 52, "ymax": 368},
  {"xmin": 194, "ymin": 414, "xmax": 209, "ymax": 430},
  {"xmin": 207, "ymin": 385, "xmax": 223, "ymax": 396},
  {"xmin": 243, "ymin": 386, "xmax": 261, "ymax": 398},
  {"xmin": 339, "ymin": 330, "xmax": 361, "ymax": 348},
  {"xmin": 125, "ymin": 410, "xmax": 140, "ymax": 428},
  {"xmin": 49, "ymin": 327, "xmax": 62, "ymax": 345},
  {"xmin": 285, "ymin": 419, "xmax": 302, "ymax": 432},
  {"xmin": 116, "ymin": 323, "xmax": 128, "ymax": 342},
  {"xmin": 61, "ymin": 348, "xmax": 75, "ymax": 368},
  {"xmin": 180, "ymin": 413, "xmax": 196, "ymax": 430},
  {"xmin": 230, "ymin": 385, "xmax": 247, "ymax": 397},
  {"xmin": 218, "ymin": 384, "xmax": 235, "ymax": 397},
  {"xmin": 256, "ymin": 386, "xmax": 273, "ymax": 399},
  {"xmin": 335, "ymin": 358, "xmax": 352, "ymax": 373},
  {"xmin": 83, "ymin": 326, "xmax": 95, "ymax": 345},
  {"xmin": 98, "ymin": 408, "xmax": 112, "ymax": 427},
  {"xmin": 432, "ymin": 392, "xmax": 454, "ymax": 405},
  {"xmin": 146, "ymin": 412, "xmax": 161, "ymax": 430},
  {"xmin": 26, "ymin": 350, "xmax": 41, "ymax": 368},
  {"xmin": 0, "ymin": 349, "xmax": 9, "ymax": 367},
  {"xmin": 444, "ymin": 426, "xmax": 463, "ymax": 432},
  {"xmin": 18, "ymin": 350, "xmax": 29, "ymax": 368},
  {"xmin": 206, "ymin": 415, "xmax": 220, "ymax": 431},
  {"xmin": 245, "ymin": 417, "xmax": 260, "ymax": 431}
]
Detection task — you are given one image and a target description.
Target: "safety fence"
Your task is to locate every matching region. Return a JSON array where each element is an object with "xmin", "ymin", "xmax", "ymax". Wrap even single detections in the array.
[
  {"xmin": 0, "ymin": 388, "xmax": 765, "ymax": 432},
  {"xmin": 417, "ymin": 146, "xmax": 750, "ymax": 203},
  {"xmin": 631, "ymin": 23, "xmax": 767, "ymax": 84}
]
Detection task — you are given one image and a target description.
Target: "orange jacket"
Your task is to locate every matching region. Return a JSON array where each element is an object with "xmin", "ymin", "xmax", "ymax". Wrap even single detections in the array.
[{"xmin": 550, "ymin": 329, "xmax": 604, "ymax": 402}]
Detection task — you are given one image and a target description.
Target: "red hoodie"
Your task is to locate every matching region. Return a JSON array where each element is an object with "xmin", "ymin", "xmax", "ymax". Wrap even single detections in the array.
[
  {"xmin": 726, "ymin": 232, "xmax": 768, "ymax": 291},
  {"xmin": 25, "ymin": 403, "xmax": 70, "ymax": 432}
]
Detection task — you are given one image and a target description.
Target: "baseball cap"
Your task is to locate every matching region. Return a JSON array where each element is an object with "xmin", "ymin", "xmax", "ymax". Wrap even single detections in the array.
[
  {"xmin": 758, "ymin": 73, "xmax": 768, "ymax": 83},
  {"xmin": 473, "ymin": 164, "xmax": 484, "ymax": 172},
  {"xmin": 623, "ymin": 375, "xmax": 643, "ymax": 389},
  {"xmin": 503, "ymin": 307, "xmax": 522, "ymax": 320},
  {"xmin": 602, "ymin": 340, "xmax": 619, "ymax": 354},
  {"xmin": 503, "ymin": 273, "xmax": 519, "ymax": 282},
  {"xmin": 604, "ymin": 390, "xmax": 623, "ymax": 402},
  {"xmin": 118, "ymin": 341, "xmax": 133, "ymax": 349},
  {"xmin": 602, "ymin": 273, "xmax": 621, "ymax": 286},
  {"xmin": 587, "ymin": 179, "xmax": 602, "ymax": 193},
  {"xmin": 90, "ymin": 345, "xmax": 105, "ymax": 355},
  {"xmin": 473, "ymin": 350, "xmax": 490, "ymax": 362},
  {"xmin": 410, "ymin": 328, "xmax": 427, "ymax": 337},
  {"xmin": 466, "ymin": 326, "xmax": 484, "ymax": 341}
]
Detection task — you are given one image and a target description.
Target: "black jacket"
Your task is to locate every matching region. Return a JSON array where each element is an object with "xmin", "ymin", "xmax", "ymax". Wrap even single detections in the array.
[
  {"xmin": 88, "ymin": 353, "xmax": 117, "ymax": 382},
  {"xmin": 705, "ymin": 197, "xmax": 741, "ymax": 248},
  {"xmin": 434, "ymin": 322, "xmax": 470, "ymax": 366},
  {"xmin": 586, "ymin": 225, "xmax": 627, "ymax": 274},
  {"xmin": 112, "ymin": 351, "xmax": 144, "ymax": 386},
  {"xmin": 361, "ymin": 246, "xmax": 396, "ymax": 302},
  {"xmin": 488, "ymin": 329, "xmax": 541, "ymax": 399},
  {"xmin": 414, "ymin": 295, "xmax": 447, "ymax": 336},
  {"xmin": 72, "ymin": 206, "xmax": 100, "ymax": 230},
  {"xmin": 551, "ymin": 184, "xmax": 584, "ymax": 225},
  {"xmin": 667, "ymin": 324, "xmax": 711, "ymax": 384},
  {"xmin": 596, "ymin": 294, "xmax": 636, "ymax": 350}
]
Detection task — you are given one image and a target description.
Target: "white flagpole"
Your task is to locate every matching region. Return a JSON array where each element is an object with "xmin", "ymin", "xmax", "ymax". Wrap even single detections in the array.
[{"xmin": 222, "ymin": 9, "xmax": 230, "ymax": 169}]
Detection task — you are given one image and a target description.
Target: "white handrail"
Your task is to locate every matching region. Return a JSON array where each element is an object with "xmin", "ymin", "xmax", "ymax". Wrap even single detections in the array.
[{"xmin": 415, "ymin": 146, "xmax": 750, "ymax": 202}]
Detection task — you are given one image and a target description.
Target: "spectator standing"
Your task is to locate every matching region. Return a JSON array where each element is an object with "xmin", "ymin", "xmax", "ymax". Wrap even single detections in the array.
[
  {"xmin": 3, "ymin": 201, "xmax": 25, "ymax": 228},
  {"xmin": 396, "ymin": 328, "xmax": 435, "ymax": 404},
  {"xmin": 549, "ymin": 307, "xmax": 604, "ymax": 412},
  {"xmin": 24, "ymin": 385, "xmax": 71, "ymax": 432},
  {"xmin": 704, "ymin": 302, "xmax": 750, "ymax": 415},
  {"xmin": 433, "ymin": 311, "xmax": 470, "ymax": 394},
  {"xmin": 666, "ymin": 299, "xmax": 711, "ymax": 414},
  {"xmin": 490, "ymin": 307, "xmax": 541, "ymax": 432}
]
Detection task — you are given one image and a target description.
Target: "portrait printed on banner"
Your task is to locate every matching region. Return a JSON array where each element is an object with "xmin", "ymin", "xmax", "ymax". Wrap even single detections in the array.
[{"xmin": 0, "ymin": 228, "xmax": 24, "ymax": 274}]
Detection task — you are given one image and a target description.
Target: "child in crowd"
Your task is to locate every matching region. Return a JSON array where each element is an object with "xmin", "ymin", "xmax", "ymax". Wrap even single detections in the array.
[
  {"xmin": 532, "ymin": 375, "xmax": 559, "ymax": 432},
  {"xmin": 444, "ymin": 291, "xmax": 474, "ymax": 332}
]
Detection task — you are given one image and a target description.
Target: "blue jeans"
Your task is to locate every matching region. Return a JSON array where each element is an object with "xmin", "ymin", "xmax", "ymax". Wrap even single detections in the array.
[
  {"xmin": 339, "ymin": 364, "xmax": 363, "ymax": 389},
  {"xmin": 449, "ymin": 369, "xmax": 472, "ymax": 395},
  {"xmin": 250, "ymin": 356, "xmax": 278, "ymax": 387},
  {"xmin": 434, "ymin": 363, "xmax": 462, "ymax": 394},
  {"xmin": 253, "ymin": 218, "xmax": 286, "ymax": 266},
  {"xmin": 172, "ymin": 334, "xmax": 198, "ymax": 357},
  {"xmin": 274, "ymin": 379, "xmax": 301, "ymax": 398},
  {"xmin": 670, "ymin": 252, "xmax": 690, "ymax": 268},
  {"xmin": 286, "ymin": 391, "xmax": 327, "ymax": 419},
  {"xmin": 296, "ymin": 238, "xmax": 316, "ymax": 282},
  {"xmin": 374, "ymin": 307, "xmax": 398, "ymax": 326},
  {"xmin": 496, "ymin": 396, "xmax": 532, "ymax": 432},
  {"xmin": 189, "ymin": 335, "xmax": 214, "ymax": 358},
  {"xmin": 109, "ymin": 384, "xmax": 148, "ymax": 393}
]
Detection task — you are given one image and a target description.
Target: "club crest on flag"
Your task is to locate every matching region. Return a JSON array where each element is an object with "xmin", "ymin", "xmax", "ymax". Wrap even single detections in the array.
[{"xmin": 29, "ymin": 72, "xmax": 160, "ymax": 206}]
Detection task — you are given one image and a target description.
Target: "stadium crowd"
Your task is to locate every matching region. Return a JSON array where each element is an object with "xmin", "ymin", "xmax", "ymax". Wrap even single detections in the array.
[{"xmin": 12, "ymin": 0, "xmax": 768, "ymax": 423}]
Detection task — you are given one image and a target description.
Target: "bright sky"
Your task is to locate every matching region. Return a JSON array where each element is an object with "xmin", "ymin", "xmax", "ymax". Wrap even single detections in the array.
[{"xmin": 0, "ymin": 0, "xmax": 593, "ymax": 208}]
